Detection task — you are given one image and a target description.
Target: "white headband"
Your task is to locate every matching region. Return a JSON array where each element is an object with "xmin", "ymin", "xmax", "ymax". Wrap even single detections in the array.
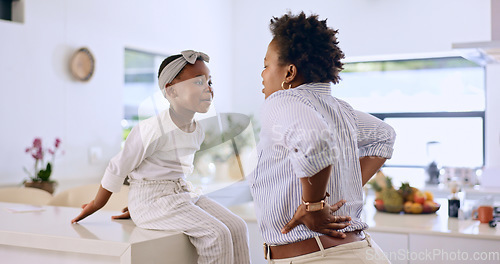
[{"xmin": 158, "ymin": 50, "xmax": 210, "ymax": 91}]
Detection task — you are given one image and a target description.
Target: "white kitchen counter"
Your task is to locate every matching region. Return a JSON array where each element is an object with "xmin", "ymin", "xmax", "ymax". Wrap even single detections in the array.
[
  {"xmin": 362, "ymin": 197, "xmax": 500, "ymax": 240},
  {"xmin": 229, "ymin": 198, "xmax": 500, "ymax": 240},
  {"xmin": 0, "ymin": 202, "xmax": 197, "ymax": 264}
]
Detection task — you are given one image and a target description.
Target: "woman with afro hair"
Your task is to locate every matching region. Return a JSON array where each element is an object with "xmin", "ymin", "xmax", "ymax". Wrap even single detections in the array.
[{"xmin": 249, "ymin": 11, "xmax": 395, "ymax": 263}]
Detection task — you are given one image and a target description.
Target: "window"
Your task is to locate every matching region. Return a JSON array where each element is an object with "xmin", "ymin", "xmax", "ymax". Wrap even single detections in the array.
[
  {"xmin": 123, "ymin": 48, "xmax": 168, "ymax": 139},
  {"xmin": 333, "ymin": 57, "xmax": 485, "ymax": 188}
]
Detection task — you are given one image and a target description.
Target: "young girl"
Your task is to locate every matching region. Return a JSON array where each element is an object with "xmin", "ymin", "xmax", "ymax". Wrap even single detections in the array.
[{"xmin": 72, "ymin": 50, "xmax": 251, "ymax": 264}]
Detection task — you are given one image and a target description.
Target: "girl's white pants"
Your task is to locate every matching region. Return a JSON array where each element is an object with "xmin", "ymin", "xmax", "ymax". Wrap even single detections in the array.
[{"xmin": 128, "ymin": 178, "xmax": 251, "ymax": 264}]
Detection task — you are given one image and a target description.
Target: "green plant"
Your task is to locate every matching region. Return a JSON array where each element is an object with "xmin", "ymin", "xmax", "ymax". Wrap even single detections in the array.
[{"xmin": 24, "ymin": 138, "xmax": 62, "ymax": 183}]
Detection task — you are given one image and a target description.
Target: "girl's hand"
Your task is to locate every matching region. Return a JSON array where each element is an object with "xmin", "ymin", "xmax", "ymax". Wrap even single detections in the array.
[
  {"xmin": 71, "ymin": 185, "xmax": 112, "ymax": 224},
  {"xmin": 71, "ymin": 200, "xmax": 99, "ymax": 223},
  {"xmin": 112, "ymin": 207, "xmax": 131, "ymax": 219},
  {"xmin": 281, "ymin": 200, "xmax": 351, "ymax": 238}
]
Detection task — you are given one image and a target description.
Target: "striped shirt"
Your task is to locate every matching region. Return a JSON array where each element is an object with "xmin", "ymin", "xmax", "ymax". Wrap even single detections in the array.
[{"xmin": 249, "ymin": 82, "xmax": 396, "ymax": 245}]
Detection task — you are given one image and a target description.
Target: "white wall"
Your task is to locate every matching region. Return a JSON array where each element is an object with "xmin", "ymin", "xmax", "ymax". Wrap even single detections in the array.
[
  {"xmin": 486, "ymin": 64, "xmax": 500, "ymax": 169},
  {"xmin": 231, "ymin": 0, "xmax": 491, "ymax": 115},
  {"xmin": 0, "ymin": 0, "xmax": 233, "ymax": 187},
  {"xmin": 0, "ymin": 0, "xmax": 498, "ymax": 188},
  {"xmin": 230, "ymin": 0, "xmax": 499, "ymax": 169}
]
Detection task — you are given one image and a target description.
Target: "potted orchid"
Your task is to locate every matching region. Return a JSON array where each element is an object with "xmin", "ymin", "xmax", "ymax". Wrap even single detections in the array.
[{"xmin": 23, "ymin": 137, "xmax": 62, "ymax": 194}]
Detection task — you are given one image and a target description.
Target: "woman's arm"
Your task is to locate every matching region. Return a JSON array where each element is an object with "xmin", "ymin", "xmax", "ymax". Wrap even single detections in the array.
[
  {"xmin": 301, "ymin": 165, "xmax": 331, "ymax": 202},
  {"xmin": 355, "ymin": 110, "xmax": 396, "ymax": 163},
  {"xmin": 71, "ymin": 185, "xmax": 112, "ymax": 223},
  {"xmin": 281, "ymin": 166, "xmax": 351, "ymax": 238},
  {"xmin": 267, "ymin": 95, "xmax": 351, "ymax": 237},
  {"xmin": 360, "ymin": 156, "xmax": 387, "ymax": 186},
  {"xmin": 354, "ymin": 110, "xmax": 395, "ymax": 186},
  {"xmin": 281, "ymin": 156, "xmax": 388, "ymax": 234}
]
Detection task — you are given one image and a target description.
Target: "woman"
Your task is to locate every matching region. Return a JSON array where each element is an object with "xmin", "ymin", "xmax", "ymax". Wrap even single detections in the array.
[{"xmin": 249, "ymin": 12, "xmax": 395, "ymax": 263}]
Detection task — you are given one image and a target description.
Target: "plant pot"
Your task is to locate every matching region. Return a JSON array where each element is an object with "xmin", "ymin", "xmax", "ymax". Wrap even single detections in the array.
[{"xmin": 24, "ymin": 181, "xmax": 56, "ymax": 194}]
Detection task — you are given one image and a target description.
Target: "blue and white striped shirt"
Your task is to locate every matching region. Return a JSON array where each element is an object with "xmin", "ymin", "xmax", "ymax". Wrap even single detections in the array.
[{"xmin": 249, "ymin": 83, "xmax": 396, "ymax": 245}]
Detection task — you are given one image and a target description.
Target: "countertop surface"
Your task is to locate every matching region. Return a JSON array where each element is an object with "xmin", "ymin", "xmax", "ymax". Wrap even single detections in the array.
[
  {"xmin": 0, "ymin": 202, "xmax": 185, "ymax": 256},
  {"xmin": 228, "ymin": 197, "xmax": 500, "ymax": 241},
  {"xmin": 361, "ymin": 197, "xmax": 500, "ymax": 240}
]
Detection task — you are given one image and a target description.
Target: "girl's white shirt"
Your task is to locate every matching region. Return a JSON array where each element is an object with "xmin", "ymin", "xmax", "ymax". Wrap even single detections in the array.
[{"xmin": 101, "ymin": 109, "xmax": 204, "ymax": 193}]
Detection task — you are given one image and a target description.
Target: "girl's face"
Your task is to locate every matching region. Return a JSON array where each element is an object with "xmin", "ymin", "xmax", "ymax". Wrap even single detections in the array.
[
  {"xmin": 261, "ymin": 40, "xmax": 289, "ymax": 99},
  {"xmin": 169, "ymin": 60, "xmax": 213, "ymax": 114}
]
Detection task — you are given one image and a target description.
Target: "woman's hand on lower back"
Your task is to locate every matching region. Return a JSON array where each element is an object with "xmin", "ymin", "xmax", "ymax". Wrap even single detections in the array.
[{"xmin": 281, "ymin": 199, "xmax": 351, "ymax": 238}]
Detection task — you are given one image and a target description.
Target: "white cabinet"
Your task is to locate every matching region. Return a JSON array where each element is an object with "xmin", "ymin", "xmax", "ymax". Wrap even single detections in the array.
[
  {"xmin": 368, "ymin": 231, "xmax": 409, "ymax": 264},
  {"xmin": 409, "ymin": 234, "xmax": 500, "ymax": 264},
  {"xmin": 246, "ymin": 221, "xmax": 267, "ymax": 264},
  {"xmin": 368, "ymin": 232, "xmax": 500, "ymax": 264}
]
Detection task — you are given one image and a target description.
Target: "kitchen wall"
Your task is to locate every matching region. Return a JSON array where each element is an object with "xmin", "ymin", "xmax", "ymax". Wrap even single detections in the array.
[
  {"xmin": 230, "ymin": 0, "xmax": 492, "ymax": 115},
  {"xmin": 0, "ymin": 0, "xmax": 498, "ymax": 188},
  {"xmin": 230, "ymin": 0, "xmax": 500, "ymax": 172},
  {"xmin": 486, "ymin": 64, "xmax": 500, "ymax": 170},
  {"xmin": 0, "ymin": 0, "xmax": 234, "ymax": 187}
]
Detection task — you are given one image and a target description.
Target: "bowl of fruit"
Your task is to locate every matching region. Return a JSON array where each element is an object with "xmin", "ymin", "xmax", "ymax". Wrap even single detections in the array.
[{"xmin": 369, "ymin": 172, "xmax": 440, "ymax": 214}]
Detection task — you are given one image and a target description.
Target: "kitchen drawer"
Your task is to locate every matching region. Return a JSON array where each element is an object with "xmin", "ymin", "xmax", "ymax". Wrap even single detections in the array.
[{"xmin": 408, "ymin": 234, "xmax": 500, "ymax": 264}]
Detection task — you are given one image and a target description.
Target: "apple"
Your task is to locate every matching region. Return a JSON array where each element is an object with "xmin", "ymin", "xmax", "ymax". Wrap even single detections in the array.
[
  {"xmin": 374, "ymin": 199, "xmax": 385, "ymax": 211},
  {"xmin": 414, "ymin": 191, "xmax": 425, "ymax": 204},
  {"xmin": 423, "ymin": 200, "xmax": 434, "ymax": 213},
  {"xmin": 430, "ymin": 201, "xmax": 440, "ymax": 212}
]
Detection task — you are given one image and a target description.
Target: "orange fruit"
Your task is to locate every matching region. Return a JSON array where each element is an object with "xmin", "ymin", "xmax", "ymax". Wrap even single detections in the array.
[
  {"xmin": 410, "ymin": 203, "xmax": 423, "ymax": 214},
  {"xmin": 404, "ymin": 201, "xmax": 413, "ymax": 213},
  {"xmin": 424, "ymin": 191, "xmax": 434, "ymax": 201}
]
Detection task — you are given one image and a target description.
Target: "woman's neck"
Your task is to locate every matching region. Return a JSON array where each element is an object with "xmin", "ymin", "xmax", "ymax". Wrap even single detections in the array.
[{"xmin": 169, "ymin": 107, "xmax": 196, "ymax": 133}]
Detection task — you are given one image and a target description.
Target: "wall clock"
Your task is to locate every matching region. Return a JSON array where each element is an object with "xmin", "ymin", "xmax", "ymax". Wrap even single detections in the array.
[{"xmin": 69, "ymin": 47, "xmax": 95, "ymax": 82}]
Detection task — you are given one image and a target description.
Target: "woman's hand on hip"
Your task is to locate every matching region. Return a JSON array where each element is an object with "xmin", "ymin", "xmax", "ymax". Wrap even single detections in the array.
[{"xmin": 281, "ymin": 200, "xmax": 351, "ymax": 238}]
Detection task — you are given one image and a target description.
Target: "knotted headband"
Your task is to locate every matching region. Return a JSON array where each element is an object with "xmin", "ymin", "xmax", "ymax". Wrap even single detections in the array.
[{"xmin": 158, "ymin": 50, "xmax": 210, "ymax": 91}]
